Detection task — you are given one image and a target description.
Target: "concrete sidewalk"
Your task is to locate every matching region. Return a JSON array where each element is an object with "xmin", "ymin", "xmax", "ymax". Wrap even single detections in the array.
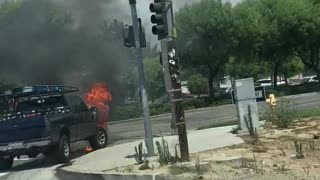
[{"xmin": 63, "ymin": 125, "xmax": 244, "ymax": 173}]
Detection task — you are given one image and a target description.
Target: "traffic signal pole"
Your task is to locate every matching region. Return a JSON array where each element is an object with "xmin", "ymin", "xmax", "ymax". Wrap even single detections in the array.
[
  {"xmin": 150, "ymin": 0, "xmax": 189, "ymax": 161},
  {"xmin": 129, "ymin": 0, "xmax": 154, "ymax": 156}
]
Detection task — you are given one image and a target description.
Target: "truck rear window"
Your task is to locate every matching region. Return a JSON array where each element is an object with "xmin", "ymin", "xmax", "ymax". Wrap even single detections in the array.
[
  {"xmin": 16, "ymin": 99, "xmax": 42, "ymax": 112},
  {"xmin": 0, "ymin": 95, "xmax": 67, "ymax": 114}
]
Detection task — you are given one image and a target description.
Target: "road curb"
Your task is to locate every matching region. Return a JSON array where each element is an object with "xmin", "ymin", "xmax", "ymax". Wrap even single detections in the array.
[
  {"xmin": 57, "ymin": 167, "xmax": 163, "ymax": 180},
  {"xmin": 284, "ymin": 92, "xmax": 320, "ymax": 99}
]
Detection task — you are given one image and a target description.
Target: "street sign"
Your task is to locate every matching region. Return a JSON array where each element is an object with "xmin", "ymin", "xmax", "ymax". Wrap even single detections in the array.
[
  {"xmin": 255, "ymin": 86, "xmax": 266, "ymax": 102},
  {"xmin": 255, "ymin": 90, "xmax": 263, "ymax": 98},
  {"xmin": 231, "ymin": 86, "xmax": 266, "ymax": 104}
]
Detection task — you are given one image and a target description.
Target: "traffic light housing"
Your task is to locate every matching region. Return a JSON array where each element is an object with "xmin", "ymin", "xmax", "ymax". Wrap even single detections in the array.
[
  {"xmin": 122, "ymin": 25, "xmax": 135, "ymax": 48},
  {"xmin": 150, "ymin": 0, "xmax": 168, "ymax": 40},
  {"xmin": 122, "ymin": 24, "xmax": 146, "ymax": 48}
]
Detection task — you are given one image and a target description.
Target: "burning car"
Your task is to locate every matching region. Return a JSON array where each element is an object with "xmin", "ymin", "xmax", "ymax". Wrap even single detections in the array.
[{"xmin": 0, "ymin": 85, "xmax": 110, "ymax": 170}]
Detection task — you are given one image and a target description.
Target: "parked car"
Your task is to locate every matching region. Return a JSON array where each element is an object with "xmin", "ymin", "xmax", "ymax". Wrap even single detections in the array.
[
  {"xmin": 220, "ymin": 76, "xmax": 232, "ymax": 94},
  {"xmin": 0, "ymin": 85, "xmax": 108, "ymax": 170},
  {"xmin": 302, "ymin": 75, "xmax": 319, "ymax": 83},
  {"xmin": 255, "ymin": 79, "xmax": 285, "ymax": 87}
]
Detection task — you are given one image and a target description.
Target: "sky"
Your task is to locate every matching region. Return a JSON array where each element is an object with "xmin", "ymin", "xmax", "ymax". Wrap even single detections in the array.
[
  {"xmin": 104, "ymin": 0, "xmax": 241, "ymax": 44},
  {"xmin": 0, "ymin": 0, "xmax": 241, "ymax": 44}
]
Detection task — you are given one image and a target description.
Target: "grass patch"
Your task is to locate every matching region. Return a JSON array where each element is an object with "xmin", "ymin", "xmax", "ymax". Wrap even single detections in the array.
[
  {"xmin": 266, "ymin": 83, "xmax": 320, "ymax": 97},
  {"xmin": 169, "ymin": 165, "xmax": 194, "ymax": 175},
  {"xmin": 196, "ymin": 108, "xmax": 320, "ymax": 131},
  {"xmin": 299, "ymin": 108, "xmax": 320, "ymax": 118}
]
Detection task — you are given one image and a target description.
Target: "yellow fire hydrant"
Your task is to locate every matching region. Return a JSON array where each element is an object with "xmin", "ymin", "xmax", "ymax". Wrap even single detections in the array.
[
  {"xmin": 266, "ymin": 94, "xmax": 277, "ymax": 120},
  {"xmin": 266, "ymin": 94, "xmax": 277, "ymax": 108}
]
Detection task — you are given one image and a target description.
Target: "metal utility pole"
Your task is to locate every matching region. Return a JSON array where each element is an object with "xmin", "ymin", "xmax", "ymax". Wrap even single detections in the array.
[
  {"xmin": 150, "ymin": 0, "xmax": 189, "ymax": 161},
  {"xmin": 129, "ymin": 0, "xmax": 154, "ymax": 156}
]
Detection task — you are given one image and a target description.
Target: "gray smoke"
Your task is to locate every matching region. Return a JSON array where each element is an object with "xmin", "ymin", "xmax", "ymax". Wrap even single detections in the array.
[
  {"xmin": 0, "ymin": 0, "xmax": 240, "ymax": 100},
  {"xmin": 0, "ymin": 0, "xmax": 132, "ymax": 104}
]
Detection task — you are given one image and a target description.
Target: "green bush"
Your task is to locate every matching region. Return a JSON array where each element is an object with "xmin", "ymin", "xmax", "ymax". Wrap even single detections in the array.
[
  {"xmin": 183, "ymin": 99, "xmax": 207, "ymax": 110},
  {"xmin": 279, "ymin": 83, "xmax": 320, "ymax": 95},
  {"xmin": 266, "ymin": 98, "xmax": 299, "ymax": 128},
  {"xmin": 187, "ymin": 74, "xmax": 208, "ymax": 96},
  {"xmin": 110, "ymin": 103, "xmax": 171, "ymax": 121},
  {"xmin": 149, "ymin": 104, "xmax": 171, "ymax": 116},
  {"xmin": 203, "ymin": 94, "xmax": 232, "ymax": 106},
  {"xmin": 109, "ymin": 104, "xmax": 141, "ymax": 121},
  {"xmin": 266, "ymin": 83, "xmax": 320, "ymax": 97}
]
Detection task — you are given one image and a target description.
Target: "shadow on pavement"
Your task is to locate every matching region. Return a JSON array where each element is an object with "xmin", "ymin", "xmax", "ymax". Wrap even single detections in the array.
[{"xmin": 10, "ymin": 150, "xmax": 87, "ymax": 172}]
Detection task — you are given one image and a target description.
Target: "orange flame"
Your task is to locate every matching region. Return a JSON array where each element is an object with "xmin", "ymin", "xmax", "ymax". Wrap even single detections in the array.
[{"xmin": 83, "ymin": 83, "xmax": 112, "ymax": 127}]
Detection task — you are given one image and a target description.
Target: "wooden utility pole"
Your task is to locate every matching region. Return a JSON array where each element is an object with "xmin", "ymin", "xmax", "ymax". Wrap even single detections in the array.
[{"xmin": 150, "ymin": 0, "xmax": 189, "ymax": 161}]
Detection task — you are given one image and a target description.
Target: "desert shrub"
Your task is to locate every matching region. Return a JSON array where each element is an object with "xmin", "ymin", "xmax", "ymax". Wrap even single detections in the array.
[
  {"xmin": 266, "ymin": 98, "xmax": 299, "ymax": 128},
  {"xmin": 156, "ymin": 135, "xmax": 178, "ymax": 166}
]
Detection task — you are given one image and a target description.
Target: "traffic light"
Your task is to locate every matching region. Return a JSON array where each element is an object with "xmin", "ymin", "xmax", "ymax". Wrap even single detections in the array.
[
  {"xmin": 150, "ymin": 0, "xmax": 168, "ymax": 40},
  {"xmin": 122, "ymin": 25, "xmax": 135, "ymax": 48},
  {"xmin": 122, "ymin": 23, "xmax": 146, "ymax": 48}
]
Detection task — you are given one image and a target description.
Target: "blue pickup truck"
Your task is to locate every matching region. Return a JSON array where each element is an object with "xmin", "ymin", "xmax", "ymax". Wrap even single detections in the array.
[{"xmin": 0, "ymin": 85, "xmax": 108, "ymax": 170}]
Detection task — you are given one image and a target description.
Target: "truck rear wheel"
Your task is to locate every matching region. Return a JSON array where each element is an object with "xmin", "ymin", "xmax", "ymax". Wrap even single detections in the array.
[
  {"xmin": 89, "ymin": 129, "xmax": 107, "ymax": 150},
  {"xmin": 54, "ymin": 135, "xmax": 70, "ymax": 163},
  {"xmin": 0, "ymin": 156, "xmax": 13, "ymax": 171}
]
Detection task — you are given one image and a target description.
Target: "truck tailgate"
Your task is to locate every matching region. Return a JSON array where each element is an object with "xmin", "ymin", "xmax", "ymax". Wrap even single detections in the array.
[{"xmin": 0, "ymin": 114, "xmax": 48, "ymax": 144}]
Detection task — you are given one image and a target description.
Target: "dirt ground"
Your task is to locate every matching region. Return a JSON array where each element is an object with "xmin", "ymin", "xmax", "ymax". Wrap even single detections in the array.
[
  {"xmin": 174, "ymin": 117, "xmax": 320, "ymax": 180},
  {"xmin": 110, "ymin": 117, "xmax": 320, "ymax": 180}
]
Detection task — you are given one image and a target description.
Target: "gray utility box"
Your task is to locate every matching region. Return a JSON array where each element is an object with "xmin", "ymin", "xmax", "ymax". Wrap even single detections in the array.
[{"xmin": 232, "ymin": 78, "xmax": 259, "ymax": 133}]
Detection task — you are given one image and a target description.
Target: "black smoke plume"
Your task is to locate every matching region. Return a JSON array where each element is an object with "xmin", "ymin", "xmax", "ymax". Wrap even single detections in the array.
[{"xmin": 0, "ymin": 0, "xmax": 133, "ymax": 104}]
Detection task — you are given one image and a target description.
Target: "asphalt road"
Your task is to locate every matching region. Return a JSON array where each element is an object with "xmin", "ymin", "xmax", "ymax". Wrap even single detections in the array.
[
  {"xmin": 1, "ymin": 92, "xmax": 320, "ymax": 180},
  {"xmin": 108, "ymin": 92, "xmax": 320, "ymax": 142}
]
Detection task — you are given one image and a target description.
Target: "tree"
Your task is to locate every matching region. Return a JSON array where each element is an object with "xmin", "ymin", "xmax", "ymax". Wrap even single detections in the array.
[
  {"xmin": 176, "ymin": 0, "xmax": 238, "ymax": 97},
  {"xmin": 226, "ymin": 58, "xmax": 271, "ymax": 80},
  {"xmin": 280, "ymin": 57, "xmax": 304, "ymax": 85},
  {"xmin": 187, "ymin": 74, "xmax": 208, "ymax": 97},
  {"xmin": 254, "ymin": 0, "xmax": 296, "ymax": 89},
  {"xmin": 144, "ymin": 57, "xmax": 165, "ymax": 102},
  {"xmin": 288, "ymin": 0, "xmax": 320, "ymax": 79},
  {"xmin": 234, "ymin": 0, "xmax": 308, "ymax": 89}
]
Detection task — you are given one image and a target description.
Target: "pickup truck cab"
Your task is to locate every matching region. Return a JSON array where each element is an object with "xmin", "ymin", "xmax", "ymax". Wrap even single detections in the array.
[{"xmin": 0, "ymin": 85, "xmax": 108, "ymax": 170}]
